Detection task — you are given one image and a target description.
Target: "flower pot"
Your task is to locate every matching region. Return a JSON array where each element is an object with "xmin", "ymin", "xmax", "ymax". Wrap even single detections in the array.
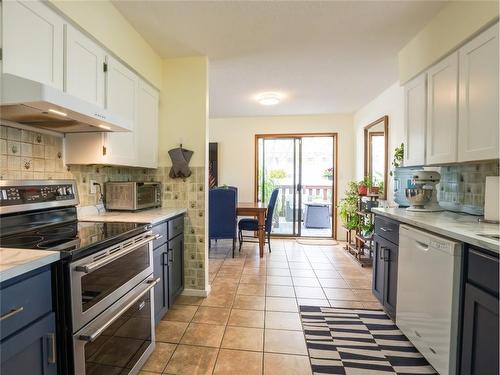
[
  {"xmin": 368, "ymin": 187, "xmax": 379, "ymax": 195},
  {"xmin": 358, "ymin": 186, "xmax": 368, "ymax": 196}
]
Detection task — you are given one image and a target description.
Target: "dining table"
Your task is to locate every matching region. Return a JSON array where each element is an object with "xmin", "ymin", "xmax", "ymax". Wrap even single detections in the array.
[{"xmin": 237, "ymin": 202, "xmax": 268, "ymax": 258}]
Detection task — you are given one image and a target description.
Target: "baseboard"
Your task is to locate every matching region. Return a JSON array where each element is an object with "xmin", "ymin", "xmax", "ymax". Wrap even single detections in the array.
[{"xmin": 182, "ymin": 285, "xmax": 211, "ymax": 297}]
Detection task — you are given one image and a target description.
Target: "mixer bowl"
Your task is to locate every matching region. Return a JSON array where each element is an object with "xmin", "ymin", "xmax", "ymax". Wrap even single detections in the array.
[{"xmin": 405, "ymin": 188, "xmax": 433, "ymax": 208}]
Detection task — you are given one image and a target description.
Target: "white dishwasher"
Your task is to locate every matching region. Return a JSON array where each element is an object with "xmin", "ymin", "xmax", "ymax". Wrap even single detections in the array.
[{"xmin": 397, "ymin": 225, "xmax": 462, "ymax": 375}]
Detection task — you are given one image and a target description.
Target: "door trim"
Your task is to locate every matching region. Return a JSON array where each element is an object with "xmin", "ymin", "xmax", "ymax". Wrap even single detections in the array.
[{"xmin": 254, "ymin": 133, "xmax": 338, "ymax": 239}]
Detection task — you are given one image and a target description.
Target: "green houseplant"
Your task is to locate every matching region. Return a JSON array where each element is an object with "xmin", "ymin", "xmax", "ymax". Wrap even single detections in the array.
[
  {"xmin": 389, "ymin": 143, "xmax": 404, "ymax": 176},
  {"xmin": 339, "ymin": 181, "xmax": 359, "ymax": 230}
]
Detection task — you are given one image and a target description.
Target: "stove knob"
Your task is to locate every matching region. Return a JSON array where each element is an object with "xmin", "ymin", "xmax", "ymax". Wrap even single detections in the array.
[
  {"xmin": 57, "ymin": 187, "xmax": 65, "ymax": 196},
  {"xmin": 66, "ymin": 187, "xmax": 73, "ymax": 196}
]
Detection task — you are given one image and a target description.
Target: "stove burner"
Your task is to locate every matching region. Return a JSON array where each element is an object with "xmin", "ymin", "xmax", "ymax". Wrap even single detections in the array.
[
  {"xmin": 1, "ymin": 235, "xmax": 44, "ymax": 247},
  {"xmin": 37, "ymin": 226, "xmax": 76, "ymax": 236},
  {"xmin": 37, "ymin": 238, "xmax": 76, "ymax": 249}
]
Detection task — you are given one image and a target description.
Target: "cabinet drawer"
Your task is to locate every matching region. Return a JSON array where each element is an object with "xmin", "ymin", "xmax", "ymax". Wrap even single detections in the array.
[
  {"xmin": 0, "ymin": 268, "xmax": 52, "ymax": 340},
  {"xmin": 152, "ymin": 222, "xmax": 168, "ymax": 249},
  {"xmin": 468, "ymin": 247, "xmax": 499, "ymax": 296},
  {"xmin": 374, "ymin": 216, "xmax": 399, "ymax": 245},
  {"xmin": 168, "ymin": 215, "xmax": 184, "ymax": 240}
]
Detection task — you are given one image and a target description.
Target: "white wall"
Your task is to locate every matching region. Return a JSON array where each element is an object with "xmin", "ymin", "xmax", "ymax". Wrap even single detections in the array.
[
  {"xmin": 353, "ymin": 82, "xmax": 404, "ymax": 204},
  {"xmin": 209, "ymin": 114, "xmax": 354, "ymax": 239}
]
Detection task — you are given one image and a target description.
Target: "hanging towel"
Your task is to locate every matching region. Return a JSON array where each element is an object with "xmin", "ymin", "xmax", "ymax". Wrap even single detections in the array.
[{"xmin": 168, "ymin": 147, "xmax": 193, "ymax": 178}]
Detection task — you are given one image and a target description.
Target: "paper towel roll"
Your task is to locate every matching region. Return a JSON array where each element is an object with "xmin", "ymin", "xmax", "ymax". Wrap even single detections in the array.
[{"xmin": 484, "ymin": 176, "xmax": 500, "ymax": 222}]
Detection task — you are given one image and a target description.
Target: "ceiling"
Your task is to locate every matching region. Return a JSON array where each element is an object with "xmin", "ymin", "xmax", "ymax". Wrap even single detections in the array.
[{"xmin": 112, "ymin": 1, "xmax": 445, "ymax": 118}]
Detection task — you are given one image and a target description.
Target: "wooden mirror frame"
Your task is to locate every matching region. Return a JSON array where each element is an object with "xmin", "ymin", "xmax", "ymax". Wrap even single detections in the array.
[{"xmin": 363, "ymin": 115, "xmax": 388, "ymax": 200}]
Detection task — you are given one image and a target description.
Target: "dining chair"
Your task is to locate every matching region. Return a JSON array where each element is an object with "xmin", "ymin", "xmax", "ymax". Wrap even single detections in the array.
[
  {"xmin": 238, "ymin": 188, "xmax": 279, "ymax": 253},
  {"xmin": 209, "ymin": 187, "xmax": 238, "ymax": 257}
]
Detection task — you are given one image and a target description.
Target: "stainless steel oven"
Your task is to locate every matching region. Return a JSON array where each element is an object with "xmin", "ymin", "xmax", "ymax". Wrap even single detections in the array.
[
  {"xmin": 73, "ymin": 276, "xmax": 159, "ymax": 375},
  {"xmin": 105, "ymin": 182, "xmax": 161, "ymax": 211},
  {"xmin": 70, "ymin": 232, "xmax": 157, "ymax": 331}
]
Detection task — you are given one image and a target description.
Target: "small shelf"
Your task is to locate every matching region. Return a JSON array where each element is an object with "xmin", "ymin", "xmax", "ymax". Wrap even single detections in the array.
[{"xmin": 355, "ymin": 234, "xmax": 373, "ymax": 243}]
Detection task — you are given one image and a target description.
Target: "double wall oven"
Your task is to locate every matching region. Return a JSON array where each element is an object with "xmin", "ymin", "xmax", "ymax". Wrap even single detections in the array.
[{"xmin": 0, "ymin": 180, "xmax": 159, "ymax": 375}]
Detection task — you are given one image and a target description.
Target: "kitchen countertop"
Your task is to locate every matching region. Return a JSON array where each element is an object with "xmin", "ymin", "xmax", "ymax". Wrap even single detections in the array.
[
  {"xmin": 372, "ymin": 208, "xmax": 500, "ymax": 253},
  {"xmin": 0, "ymin": 248, "xmax": 60, "ymax": 283},
  {"xmin": 78, "ymin": 206, "xmax": 187, "ymax": 224}
]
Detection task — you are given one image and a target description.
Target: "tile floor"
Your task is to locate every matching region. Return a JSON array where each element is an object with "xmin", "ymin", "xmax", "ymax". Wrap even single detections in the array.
[{"xmin": 140, "ymin": 239, "xmax": 381, "ymax": 375}]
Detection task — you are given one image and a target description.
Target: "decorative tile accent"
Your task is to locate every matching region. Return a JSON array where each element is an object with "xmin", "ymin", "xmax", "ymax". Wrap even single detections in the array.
[{"xmin": 0, "ymin": 124, "xmax": 207, "ymax": 291}]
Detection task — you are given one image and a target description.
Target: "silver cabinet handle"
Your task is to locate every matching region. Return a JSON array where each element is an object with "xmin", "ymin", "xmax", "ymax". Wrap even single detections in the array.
[
  {"xmin": 78, "ymin": 278, "xmax": 160, "ymax": 343},
  {"xmin": 380, "ymin": 227, "xmax": 392, "ymax": 232},
  {"xmin": 47, "ymin": 333, "xmax": 56, "ymax": 364},
  {"xmin": 76, "ymin": 234, "xmax": 159, "ymax": 273},
  {"xmin": 168, "ymin": 248, "xmax": 174, "ymax": 264},
  {"xmin": 0, "ymin": 306, "xmax": 23, "ymax": 321}
]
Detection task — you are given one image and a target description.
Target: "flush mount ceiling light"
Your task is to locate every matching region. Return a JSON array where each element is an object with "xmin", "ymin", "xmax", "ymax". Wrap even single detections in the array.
[{"xmin": 256, "ymin": 92, "xmax": 283, "ymax": 106}]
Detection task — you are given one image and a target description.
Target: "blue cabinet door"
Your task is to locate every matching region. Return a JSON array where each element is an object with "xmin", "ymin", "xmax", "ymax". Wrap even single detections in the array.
[
  {"xmin": 168, "ymin": 234, "xmax": 184, "ymax": 306},
  {"xmin": 153, "ymin": 244, "xmax": 169, "ymax": 324},
  {"xmin": 1, "ymin": 313, "xmax": 57, "ymax": 375}
]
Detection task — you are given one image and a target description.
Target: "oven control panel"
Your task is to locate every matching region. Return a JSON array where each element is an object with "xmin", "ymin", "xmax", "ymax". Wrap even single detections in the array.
[{"xmin": 0, "ymin": 184, "xmax": 76, "ymax": 206}]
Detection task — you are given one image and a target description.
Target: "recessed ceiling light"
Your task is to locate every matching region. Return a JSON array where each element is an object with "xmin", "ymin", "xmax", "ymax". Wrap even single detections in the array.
[
  {"xmin": 98, "ymin": 124, "xmax": 111, "ymax": 130},
  {"xmin": 256, "ymin": 92, "xmax": 282, "ymax": 106},
  {"xmin": 48, "ymin": 108, "xmax": 67, "ymax": 117}
]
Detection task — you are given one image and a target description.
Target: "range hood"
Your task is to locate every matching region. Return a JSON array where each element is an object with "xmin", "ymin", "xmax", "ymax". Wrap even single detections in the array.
[{"xmin": 0, "ymin": 74, "xmax": 131, "ymax": 133}]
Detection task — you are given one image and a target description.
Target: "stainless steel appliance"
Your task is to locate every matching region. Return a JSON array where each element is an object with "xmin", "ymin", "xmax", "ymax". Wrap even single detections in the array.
[
  {"xmin": 0, "ymin": 180, "xmax": 159, "ymax": 375},
  {"xmin": 405, "ymin": 170, "xmax": 443, "ymax": 212},
  {"xmin": 105, "ymin": 181, "xmax": 161, "ymax": 211}
]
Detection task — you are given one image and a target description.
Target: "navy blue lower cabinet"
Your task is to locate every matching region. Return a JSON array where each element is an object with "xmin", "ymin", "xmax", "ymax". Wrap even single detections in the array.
[
  {"xmin": 153, "ymin": 243, "xmax": 170, "ymax": 324},
  {"xmin": 1, "ymin": 312, "xmax": 57, "ymax": 375},
  {"xmin": 168, "ymin": 234, "xmax": 184, "ymax": 306}
]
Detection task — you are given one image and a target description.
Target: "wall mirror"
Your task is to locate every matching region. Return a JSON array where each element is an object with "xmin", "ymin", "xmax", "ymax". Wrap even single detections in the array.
[{"xmin": 364, "ymin": 115, "xmax": 388, "ymax": 200}]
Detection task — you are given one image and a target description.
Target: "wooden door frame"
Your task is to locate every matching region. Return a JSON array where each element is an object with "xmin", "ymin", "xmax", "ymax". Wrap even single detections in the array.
[
  {"xmin": 363, "ymin": 115, "xmax": 389, "ymax": 200},
  {"xmin": 254, "ymin": 133, "xmax": 338, "ymax": 239}
]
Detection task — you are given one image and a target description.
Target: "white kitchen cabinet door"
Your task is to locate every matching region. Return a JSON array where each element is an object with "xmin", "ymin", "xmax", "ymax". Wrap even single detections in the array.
[
  {"xmin": 458, "ymin": 23, "xmax": 499, "ymax": 162},
  {"xmin": 64, "ymin": 24, "xmax": 106, "ymax": 107},
  {"xmin": 136, "ymin": 80, "xmax": 159, "ymax": 168},
  {"xmin": 404, "ymin": 73, "xmax": 427, "ymax": 167},
  {"xmin": 2, "ymin": 0, "xmax": 64, "ymax": 89},
  {"xmin": 104, "ymin": 56, "xmax": 138, "ymax": 165},
  {"xmin": 426, "ymin": 53, "xmax": 459, "ymax": 165}
]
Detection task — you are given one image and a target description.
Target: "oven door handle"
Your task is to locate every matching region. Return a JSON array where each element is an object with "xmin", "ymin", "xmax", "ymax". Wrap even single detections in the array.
[
  {"xmin": 75, "ymin": 234, "xmax": 159, "ymax": 274},
  {"xmin": 78, "ymin": 277, "xmax": 160, "ymax": 343}
]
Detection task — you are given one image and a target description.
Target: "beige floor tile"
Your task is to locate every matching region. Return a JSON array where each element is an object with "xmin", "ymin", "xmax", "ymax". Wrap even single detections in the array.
[
  {"xmin": 292, "ymin": 277, "xmax": 320, "ymax": 287},
  {"xmin": 232, "ymin": 295, "xmax": 265, "ymax": 310},
  {"xmin": 310, "ymin": 262, "xmax": 335, "ymax": 270},
  {"xmin": 213, "ymin": 349, "xmax": 263, "ymax": 375},
  {"xmin": 264, "ymin": 353, "xmax": 312, "ymax": 375},
  {"xmin": 156, "ymin": 321, "xmax": 188, "ymax": 343},
  {"xmin": 228, "ymin": 308, "xmax": 265, "ymax": 328},
  {"xmin": 264, "ymin": 329, "xmax": 308, "ymax": 355},
  {"xmin": 201, "ymin": 292, "xmax": 235, "ymax": 308},
  {"xmin": 288, "ymin": 262, "xmax": 312, "ymax": 270},
  {"xmin": 236, "ymin": 283, "xmax": 266, "ymax": 296},
  {"xmin": 180, "ymin": 323, "xmax": 225, "ymax": 347},
  {"xmin": 363, "ymin": 301, "xmax": 383, "ymax": 309},
  {"xmin": 163, "ymin": 304, "xmax": 198, "ymax": 323},
  {"xmin": 290, "ymin": 269, "xmax": 316, "ymax": 278},
  {"xmin": 164, "ymin": 345, "xmax": 218, "ymax": 375},
  {"xmin": 192, "ymin": 306, "xmax": 231, "ymax": 325},
  {"xmin": 352, "ymin": 289, "xmax": 378, "ymax": 302},
  {"xmin": 243, "ymin": 267, "xmax": 267, "ymax": 275},
  {"xmin": 314, "ymin": 269, "xmax": 342, "ymax": 278},
  {"xmin": 297, "ymin": 298, "xmax": 330, "ymax": 307},
  {"xmin": 329, "ymin": 300, "xmax": 364, "ymax": 308},
  {"xmin": 221, "ymin": 326, "xmax": 264, "ymax": 351},
  {"xmin": 141, "ymin": 342, "xmax": 176, "ymax": 373},
  {"xmin": 266, "ymin": 285, "xmax": 295, "ymax": 297},
  {"xmin": 266, "ymin": 276, "xmax": 293, "ymax": 286},
  {"xmin": 294, "ymin": 286, "xmax": 326, "ymax": 299},
  {"xmin": 323, "ymin": 288, "xmax": 358, "ymax": 301},
  {"xmin": 265, "ymin": 297, "xmax": 298, "ymax": 312},
  {"xmin": 265, "ymin": 311, "xmax": 302, "ymax": 331},
  {"xmin": 267, "ymin": 261, "xmax": 289, "ymax": 269},
  {"xmin": 174, "ymin": 295, "xmax": 205, "ymax": 306},
  {"xmin": 266, "ymin": 268, "xmax": 291, "ymax": 277},
  {"xmin": 138, "ymin": 371, "xmax": 158, "ymax": 375},
  {"xmin": 318, "ymin": 278, "xmax": 350, "ymax": 288},
  {"xmin": 240, "ymin": 275, "xmax": 266, "ymax": 284}
]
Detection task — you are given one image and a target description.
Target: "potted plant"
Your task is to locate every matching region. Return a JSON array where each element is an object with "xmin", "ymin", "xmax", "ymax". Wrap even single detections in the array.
[
  {"xmin": 357, "ymin": 177, "xmax": 372, "ymax": 196},
  {"xmin": 338, "ymin": 181, "xmax": 359, "ymax": 229},
  {"xmin": 360, "ymin": 222, "xmax": 374, "ymax": 238},
  {"xmin": 323, "ymin": 167, "xmax": 334, "ymax": 180},
  {"xmin": 389, "ymin": 143, "xmax": 404, "ymax": 176}
]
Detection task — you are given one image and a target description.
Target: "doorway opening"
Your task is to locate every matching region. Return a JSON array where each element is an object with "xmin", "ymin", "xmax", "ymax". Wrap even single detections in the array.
[{"xmin": 255, "ymin": 133, "xmax": 337, "ymax": 238}]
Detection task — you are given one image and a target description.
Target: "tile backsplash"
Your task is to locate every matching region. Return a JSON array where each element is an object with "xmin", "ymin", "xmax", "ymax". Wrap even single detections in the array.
[
  {"xmin": 438, "ymin": 161, "xmax": 499, "ymax": 215},
  {"xmin": 1, "ymin": 125, "xmax": 207, "ymax": 291}
]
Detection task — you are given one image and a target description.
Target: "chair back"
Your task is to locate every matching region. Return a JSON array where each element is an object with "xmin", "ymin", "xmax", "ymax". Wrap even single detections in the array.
[
  {"xmin": 265, "ymin": 189, "xmax": 279, "ymax": 232},
  {"xmin": 209, "ymin": 188, "xmax": 237, "ymax": 239}
]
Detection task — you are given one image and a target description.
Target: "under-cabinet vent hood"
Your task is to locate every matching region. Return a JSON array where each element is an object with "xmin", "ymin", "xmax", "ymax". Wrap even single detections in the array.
[{"xmin": 0, "ymin": 74, "xmax": 131, "ymax": 133}]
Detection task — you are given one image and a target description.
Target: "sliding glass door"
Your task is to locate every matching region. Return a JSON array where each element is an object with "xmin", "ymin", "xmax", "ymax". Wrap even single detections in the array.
[{"xmin": 256, "ymin": 134, "xmax": 336, "ymax": 238}]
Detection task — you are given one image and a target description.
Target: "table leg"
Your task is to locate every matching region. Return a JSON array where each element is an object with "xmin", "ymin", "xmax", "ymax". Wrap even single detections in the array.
[{"xmin": 257, "ymin": 211, "xmax": 265, "ymax": 258}]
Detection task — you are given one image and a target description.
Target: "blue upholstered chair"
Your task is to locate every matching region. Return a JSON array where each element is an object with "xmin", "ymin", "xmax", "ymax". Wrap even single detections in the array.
[
  {"xmin": 238, "ymin": 188, "xmax": 279, "ymax": 253},
  {"xmin": 209, "ymin": 187, "xmax": 238, "ymax": 257}
]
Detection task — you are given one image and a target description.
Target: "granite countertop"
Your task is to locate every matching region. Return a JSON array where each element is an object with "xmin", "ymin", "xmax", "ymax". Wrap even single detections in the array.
[
  {"xmin": 78, "ymin": 206, "xmax": 187, "ymax": 225},
  {"xmin": 0, "ymin": 248, "xmax": 60, "ymax": 283},
  {"xmin": 372, "ymin": 208, "xmax": 500, "ymax": 253}
]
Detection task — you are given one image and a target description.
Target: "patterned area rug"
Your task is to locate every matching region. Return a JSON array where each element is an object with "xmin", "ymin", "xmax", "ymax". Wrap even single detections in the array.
[{"xmin": 300, "ymin": 306, "xmax": 438, "ymax": 375}]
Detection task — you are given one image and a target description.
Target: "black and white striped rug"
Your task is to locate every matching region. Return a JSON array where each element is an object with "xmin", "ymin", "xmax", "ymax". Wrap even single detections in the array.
[{"xmin": 300, "ymin": 306, "xmax": 438, "ymax": 375}]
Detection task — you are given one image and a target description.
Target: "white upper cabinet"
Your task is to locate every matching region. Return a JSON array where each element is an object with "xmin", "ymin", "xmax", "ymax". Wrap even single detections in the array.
[
  {"xmin": 2, "ymin": 0, "xmax": 64, "ymax": 89},
  {"xmin": 426, "ymin": 52, "xmax": 459, "ymax": 165},
  {"xmin": 136, "ymin": 80, "xmax": 160, "ymax": 168},
  {"xmin": 458, "ymin": 23, "xmax": 499, "ymax": 162},
  {"xmin": 404, "ymin": 73, "xmax": 427, "ymax": 167},
  {"xmin": 64, "ymin": 24, "xmax": 106, "ymax": 107},
  {"xmin": 103, "ymin": 56, "xmax": 139, "ymax": 165}
]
